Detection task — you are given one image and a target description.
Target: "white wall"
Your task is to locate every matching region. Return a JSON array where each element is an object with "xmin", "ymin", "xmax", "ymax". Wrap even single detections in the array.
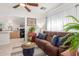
[
  {"xmin": 0, "ymin": 16, "xmax": 25, "ymax": 31},
  {"xmin": 0, "ymin": 13, "xmax": 46, "ymax": 42}
]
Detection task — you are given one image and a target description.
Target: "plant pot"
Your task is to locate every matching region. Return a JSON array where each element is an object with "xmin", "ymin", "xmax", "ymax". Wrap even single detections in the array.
[
  {"xmin": 22, "ymin": 42, "xmax": 35, "ymax": 56},
  {"xmin": 28, "ymin": 32, "xmax": 36, "ymax": 37},
  {"xmin": 28, "ymin": 32, "xmax": 36, "ymax": 42},
  {"xmin": 23, "ymin": 48, "xmax": 34, "ymax": 56}
]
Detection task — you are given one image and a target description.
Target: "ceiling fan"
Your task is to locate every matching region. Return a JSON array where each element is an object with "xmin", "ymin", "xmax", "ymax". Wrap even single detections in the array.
[{"xmin": 13, "ymin": 3, "xmax": 38, "ymax": 12}]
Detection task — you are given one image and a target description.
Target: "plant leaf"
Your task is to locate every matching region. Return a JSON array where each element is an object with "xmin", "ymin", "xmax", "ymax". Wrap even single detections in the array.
[
  {"xmin": 66, "ymin": 15, "xmax": 79, "ymax": 23},
  {"xmin": 64, "ymin": 15, "xmax": 79, "ymax": 51},
  {"xmin": 64, "ymin": 23, "xmax": 78, "ymax": 27},
  {"xmin": 64, "ymin": 24, "xmax": 79, "ymax": 31}
]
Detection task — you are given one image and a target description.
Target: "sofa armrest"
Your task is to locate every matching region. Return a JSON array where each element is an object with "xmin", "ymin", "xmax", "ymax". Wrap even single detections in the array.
[
  {"xmin": 44, "ymin": 43, "xmax": 58, "ymax": 56},
  {"xmin": 35, "ymin": 38, "xmax": 58, "ymax": 56}
]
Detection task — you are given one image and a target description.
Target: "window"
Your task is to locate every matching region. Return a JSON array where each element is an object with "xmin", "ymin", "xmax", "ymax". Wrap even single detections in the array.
[{"xmin": 46, "ymin": 10, "xmax": 76, "ymax": 31}]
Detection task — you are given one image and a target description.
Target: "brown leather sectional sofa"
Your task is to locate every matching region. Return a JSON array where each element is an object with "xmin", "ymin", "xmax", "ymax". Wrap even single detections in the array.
[{"xmin": 33, "ymin": 31, "xmax": 71, "ymax": 56}]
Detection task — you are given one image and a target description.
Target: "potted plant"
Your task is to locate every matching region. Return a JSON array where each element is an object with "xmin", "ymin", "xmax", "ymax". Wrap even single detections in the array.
[
  {"xmin": 28, "ymin": 26, "xmax": 36, "ymax": 42},
  {"xmin": 64, "ymin": 15, "xmax": 79, "ymax": 55},
  {"xmin": 22, "ymin": 26, "xmax": 36, "ymax": 56}
]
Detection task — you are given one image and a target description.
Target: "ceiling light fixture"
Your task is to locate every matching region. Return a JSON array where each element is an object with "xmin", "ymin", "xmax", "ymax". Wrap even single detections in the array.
[
  {"xmin": 40, "ymin": 7, "xmax": 46, "ymax": 10},
  {"xmin": 20, "ymin": 3, "xmax": 25, "ymax": 7}
]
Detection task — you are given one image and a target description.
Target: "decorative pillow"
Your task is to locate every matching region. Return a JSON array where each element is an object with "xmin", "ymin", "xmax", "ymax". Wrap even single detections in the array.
[
  {"xmin": 51, "ymin": 35, "xmax": 61, "ymax": 47},
  {"xmin": 51, "ymin": 35, "xmax": 56, "ymax": 45},
  {"xmin": 37, "ymin": 33, "xmax": 47, "ymax": 40}
]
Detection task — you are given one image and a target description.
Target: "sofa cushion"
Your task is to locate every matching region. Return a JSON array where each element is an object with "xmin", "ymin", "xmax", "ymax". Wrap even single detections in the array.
[{"xmin": 46, "ymin": 35, "xmax": 53, "ymax": 42}]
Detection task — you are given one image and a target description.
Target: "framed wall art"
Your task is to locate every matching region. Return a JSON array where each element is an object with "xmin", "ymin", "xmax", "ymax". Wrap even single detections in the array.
[{"xmin": 27, "ymin": 18, "xmax": 36, "ymax": 26}]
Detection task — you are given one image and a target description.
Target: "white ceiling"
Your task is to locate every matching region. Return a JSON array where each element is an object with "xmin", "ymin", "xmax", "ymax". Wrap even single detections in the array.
[
  {"xmin": 0, "ymin": 3, "xmax": 61, "ymax": 25},
  {"xmin": 0, "ymin": 3, "xmax": 60, "ymax": 17}
]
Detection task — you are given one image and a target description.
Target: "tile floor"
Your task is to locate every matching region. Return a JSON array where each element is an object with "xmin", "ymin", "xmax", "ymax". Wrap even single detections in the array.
[
  {"xmin": 0, "ymin": 38, "xmax": 46, "ymax": 56},
  {"xmin": 11, "ymin": 47, "xmax": 46, "ymax": 56}
]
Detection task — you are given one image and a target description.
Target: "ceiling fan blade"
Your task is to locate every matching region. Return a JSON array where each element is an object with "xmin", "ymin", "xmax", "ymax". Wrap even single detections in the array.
[
  {"xmin": 25, "ymin": 6, "xmax": 31, "ymax": 12},
  {"xmin": 27, "ymin": 3, "xmax": 38, "ymax": 7},
  {"xmin": 13, "ymin": 4, "xmax": 20, "ymax": 8}
]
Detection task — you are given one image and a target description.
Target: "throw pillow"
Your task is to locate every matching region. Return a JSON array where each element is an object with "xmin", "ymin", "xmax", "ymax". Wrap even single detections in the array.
[
  {"xmin": 36, "ymin": 33, "xmax": 47, "ymax": 40},
  {"xmin": 51, "ymin": 35, "xmax": 61, "ymax": 47}
]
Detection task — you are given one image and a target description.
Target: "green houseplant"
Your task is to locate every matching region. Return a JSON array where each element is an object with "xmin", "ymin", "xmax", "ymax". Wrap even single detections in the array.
[
  {"xmin": 28, "ymin": 26, "xmax": 36, "ymax": 42},
  {"xmin": 22, "ymin": 26, "xmax": 36, "ymax": 56},
  {"xmin": 28, "ymin": 26, "xmax": 35, "ymax": 33},
  {"xmin": 64, "ymin": 15, "xmax": 79, "ymax": 55}
]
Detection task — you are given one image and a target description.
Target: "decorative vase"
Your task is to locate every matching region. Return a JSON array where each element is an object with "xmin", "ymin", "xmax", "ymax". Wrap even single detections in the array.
[
  {"xmin": 23, "ymin": 48, "xmax": 34, "ymax": 56},
  {"xmin": 28, "ymin": 32, "xmax": 36, "ymax": 42},
  {"xmin": 22, "ymin": 42, "xmax": 35, "ymax": 56}
]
